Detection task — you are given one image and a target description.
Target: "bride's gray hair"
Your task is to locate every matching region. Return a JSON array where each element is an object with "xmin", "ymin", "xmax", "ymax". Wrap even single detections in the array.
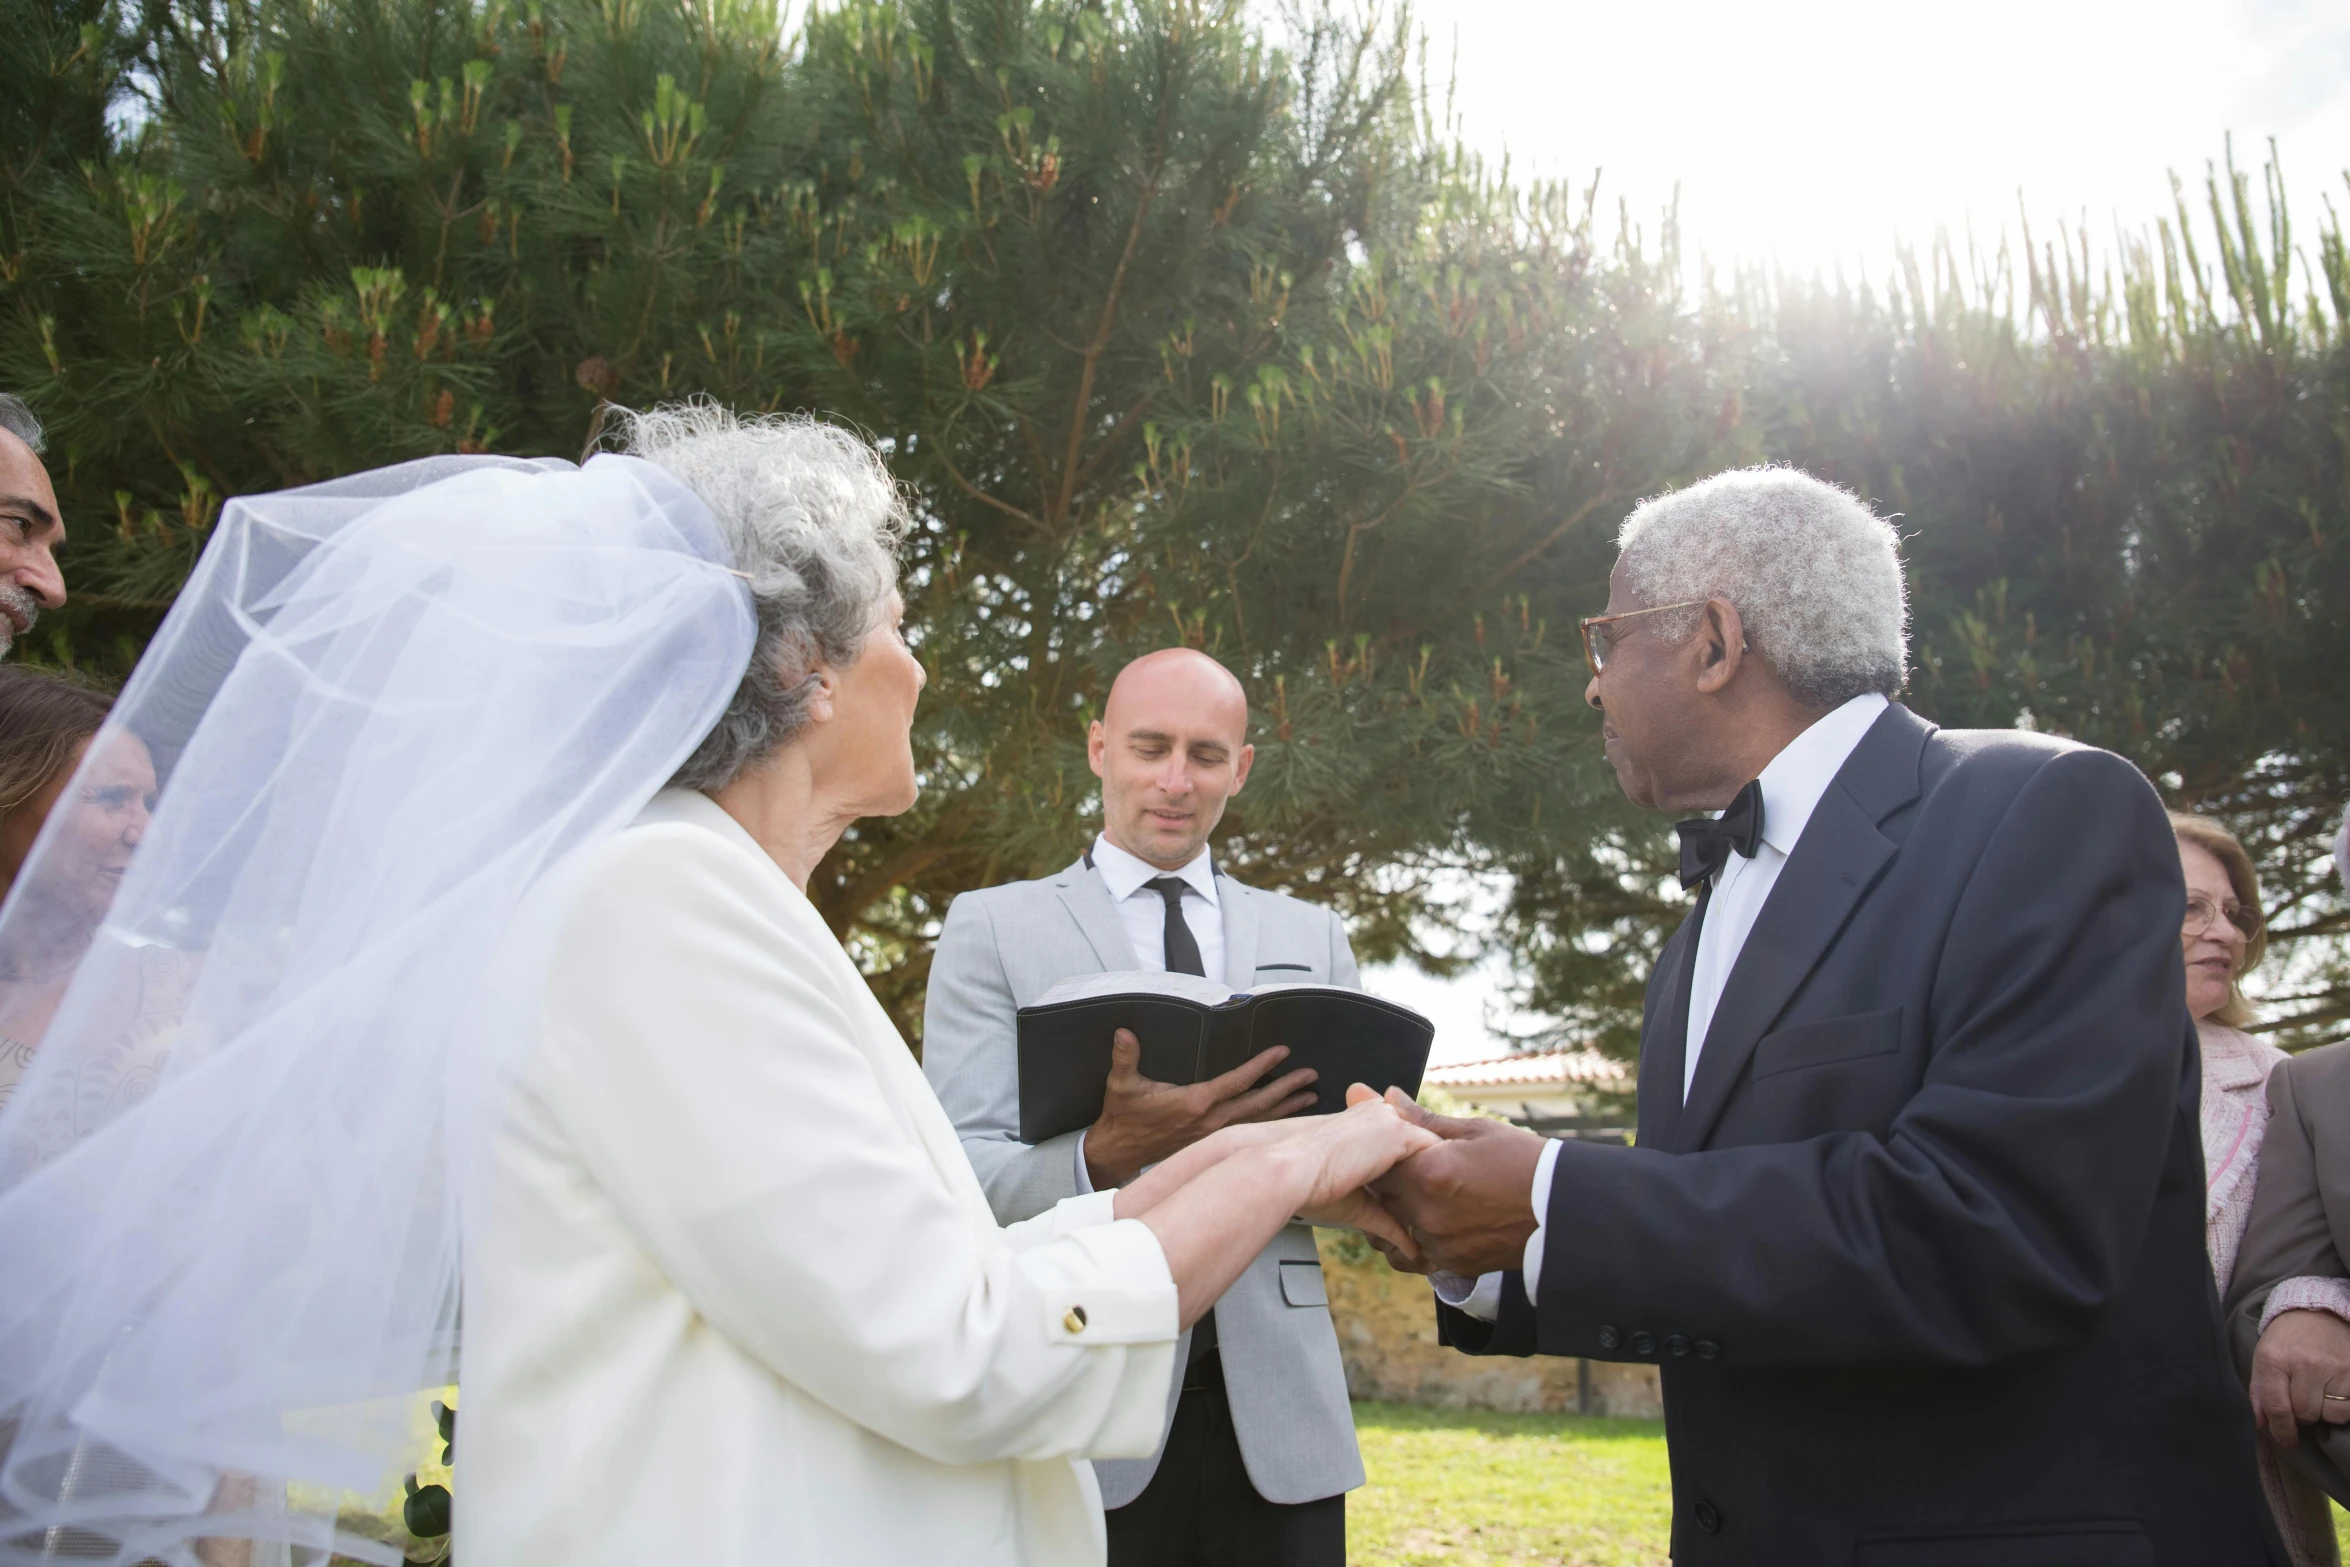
[
  {"xmin": 618, "ymin": 401, "xmax": 909, "ymax": 790},
  {"xmin": 1615, "ymin": 466, "xmax": 1908, "ymax": 709}
]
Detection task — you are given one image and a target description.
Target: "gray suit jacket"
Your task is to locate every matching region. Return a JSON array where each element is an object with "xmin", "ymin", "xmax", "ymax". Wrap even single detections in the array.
[
  {"xmin": 2225, "ymin": 1041, "xmax": 2350, "ymax": 1511},
  {"xmin": 921, "ymin": 855, "xmax": 1365, "ymax": 1508}
]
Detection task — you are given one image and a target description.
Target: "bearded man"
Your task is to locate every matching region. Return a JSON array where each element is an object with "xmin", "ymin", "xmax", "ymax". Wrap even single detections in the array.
[{"xmin": 0, "ymin": 394, "xmax": 66, "ymax": 660}]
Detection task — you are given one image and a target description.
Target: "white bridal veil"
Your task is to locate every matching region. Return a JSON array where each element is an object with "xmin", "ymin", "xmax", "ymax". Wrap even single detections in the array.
[{"xmin": 0, "ymin": 454, "xmax": 756, "ymax": 1563}]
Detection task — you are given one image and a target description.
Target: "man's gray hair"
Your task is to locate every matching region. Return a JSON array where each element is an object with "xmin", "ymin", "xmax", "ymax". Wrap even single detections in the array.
[
  {"xmin": 1615, "ymin": 466, "xmax": 1909, "ymax": 709},
  {"xmin": 619, "ymin": 402, "xmax": 909, "ymax": 791},
  {"xmin": 0, "ymin": 394, "xmax": 44, "ymax": 455}
]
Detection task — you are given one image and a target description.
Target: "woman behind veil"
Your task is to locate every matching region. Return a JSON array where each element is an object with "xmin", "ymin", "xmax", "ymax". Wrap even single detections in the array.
[
  {"xmin": 0, "ymin": 444, "xmax": 760, "ymax": 1563},
  {"xmin": 0, "ymin": 406, "xmax": 1432, "ymax": 1566}
]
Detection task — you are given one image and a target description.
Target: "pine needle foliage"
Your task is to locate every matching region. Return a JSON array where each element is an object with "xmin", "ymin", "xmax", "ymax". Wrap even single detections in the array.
[
  {"xmin": 3, "ymin": 0, "xmax": 2346, "ymax": 1049},
  {"xmin": 1, "ymin": 0, "xmax": 1740, "ymax": 1040}
]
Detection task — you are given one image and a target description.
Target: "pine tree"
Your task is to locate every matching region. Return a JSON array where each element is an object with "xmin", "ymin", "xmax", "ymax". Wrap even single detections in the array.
[
  {"xmin": 8, "ymin": 0, "xmax": 2343, "ymax": 1051},
  {"xmin": 0, "ymin": 0, "xmax": 1736, "ymax": 1039}
]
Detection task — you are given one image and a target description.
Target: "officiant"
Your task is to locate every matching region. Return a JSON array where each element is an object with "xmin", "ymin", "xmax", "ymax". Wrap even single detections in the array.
[{"xmin": 924, "ymin": 648, "xmax": 1363, "ymax": 1567}]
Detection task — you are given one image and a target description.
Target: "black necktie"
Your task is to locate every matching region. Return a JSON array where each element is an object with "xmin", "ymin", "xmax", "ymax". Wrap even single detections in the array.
[
  {"xmin": 1674, "ymin": 779, "xmax": 1765, "ymax": 889},
  {"xmin": 1143, "ymin": 874, "xmax": 1218, "ymax": 1371},
  {"xmin": 1145, "ymin": 877, "xmax": 1208, "ymax": 977}
]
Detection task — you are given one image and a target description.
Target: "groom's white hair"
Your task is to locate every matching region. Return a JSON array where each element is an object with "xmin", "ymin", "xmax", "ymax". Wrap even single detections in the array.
[
  {"xmin": 1615, "ymin": 466, "xmax": 1909, "ymax": 709},
  {"xmin": 620, "ymin": 400, "xmax": 908, "ymax": 790}
]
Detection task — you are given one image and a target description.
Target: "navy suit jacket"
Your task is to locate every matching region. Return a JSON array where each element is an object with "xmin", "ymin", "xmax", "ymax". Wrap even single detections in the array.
[{"xmin": 1438, "ymin": 704, "xmax": 2281, "ymax": 1565}]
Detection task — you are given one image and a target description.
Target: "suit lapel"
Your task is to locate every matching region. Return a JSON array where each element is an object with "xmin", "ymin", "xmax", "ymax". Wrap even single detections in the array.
[
  {"xmin": 1049, "ymin": 858, "xmax": 1143, "ymax": 971},
  {"xmin": 670, "ymin": 790, "xmax": 1003, "ymax": 1226},
  {"xmin": 1637, "ymin": 894, "xmax": 1705, "ymax": 1149},
  {"xmin": 1219, "ymin": 874, "xmax": 1260, "ymax": 989},
  {"xmin": 1674, "ymin": 705, "xmax": 1929, "ymax": 1152}
]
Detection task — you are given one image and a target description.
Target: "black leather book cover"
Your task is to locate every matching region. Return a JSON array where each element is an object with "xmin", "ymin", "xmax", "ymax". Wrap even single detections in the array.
[{"xmin": 1015, "ymin": 973, "xmax": 1434, "ymax": 1144}]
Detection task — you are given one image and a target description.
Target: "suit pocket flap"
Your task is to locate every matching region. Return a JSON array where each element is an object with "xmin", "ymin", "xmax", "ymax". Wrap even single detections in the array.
[
  {"xmin": 1751, "ymin": 1007, "xmax": 1901, "ymax": 1080},
  {"xmin": 1279, "ymin": 1260, "xmax": 1329, "ymax": 1307}
]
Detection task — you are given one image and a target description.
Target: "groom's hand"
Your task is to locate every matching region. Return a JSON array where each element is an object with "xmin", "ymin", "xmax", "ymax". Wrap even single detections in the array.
[{"xmin": 1370, "ymin": 1092, "xmax": 1547, "ymax": 1279}]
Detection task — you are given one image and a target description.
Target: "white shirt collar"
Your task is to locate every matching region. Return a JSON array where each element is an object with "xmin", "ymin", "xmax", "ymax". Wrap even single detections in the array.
[
  {"xmin": 1090, "ymin": 831, "xmax": 1220, "ymax": 908},
  {"xmin": 1750, "ymin": 693, "xmax": 1890, "ymax": 857}
]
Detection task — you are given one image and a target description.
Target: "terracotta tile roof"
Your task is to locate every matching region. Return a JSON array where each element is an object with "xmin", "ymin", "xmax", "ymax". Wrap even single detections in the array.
[{"xmin": 1426, "ymin": 1047, "xmax": 1630, "ymax": 1091}]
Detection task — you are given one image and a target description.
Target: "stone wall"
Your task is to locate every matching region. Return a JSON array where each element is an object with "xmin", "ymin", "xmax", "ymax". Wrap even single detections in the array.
[{"xmin": 1317, "ymin": 1233, "xmax": 1662, "ymax": 1419}]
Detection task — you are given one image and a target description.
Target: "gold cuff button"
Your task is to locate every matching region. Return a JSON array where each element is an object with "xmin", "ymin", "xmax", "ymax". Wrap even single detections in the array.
[{"xmin": 1062, "ymin": 1305, "xmax": 1089, "ymax": 1335}]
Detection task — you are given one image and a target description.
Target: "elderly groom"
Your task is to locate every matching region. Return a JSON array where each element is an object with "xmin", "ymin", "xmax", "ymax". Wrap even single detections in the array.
[
  {"xmin": 1376, "ymin": 468, "xmax": 2282, "ymax": 1563},
  {"xmin": 924, "ymin": 648, "xmax": 1361, "ymax": 1567}
]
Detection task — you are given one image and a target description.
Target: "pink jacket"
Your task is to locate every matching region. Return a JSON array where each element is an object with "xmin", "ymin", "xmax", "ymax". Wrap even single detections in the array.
[{"xmin": 2203, "ymin": 1022, "xmax": 2289, "ymax": 1298}]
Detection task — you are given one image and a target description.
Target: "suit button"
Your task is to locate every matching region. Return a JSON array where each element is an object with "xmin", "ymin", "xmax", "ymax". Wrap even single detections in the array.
[
  {"xmin": 1595, "ymin": 1324, "xmax": 1621, "ymax": 1352},
  {"xmin": 1695, "ymin": 1339, "xmax": 1721, "ymax": 1361},
  {"xmin": 1664, "ymin": 1334, "xmax": 1690, "ymax": 1359},
  {"xmin": 1693, "ymin": 1499, "xmax": 1723, "ymax": 1534},
  {"xmin": 1629, "ymin": 1330, "xmax": 1658, "ymax": 1357}
]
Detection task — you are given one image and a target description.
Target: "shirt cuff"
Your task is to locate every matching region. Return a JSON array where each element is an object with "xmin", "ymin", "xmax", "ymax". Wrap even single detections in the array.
[
  {"xmin": 1073, "ymin": 1129, "xmax": 1095, "ymax": 1195},
  {"xmin": 1520, "ymin": 1137, "xmax": 1561, "ymax": 1305},
  {"xmin": 2260, "ymin": 1275, "xmax": 2350, "ymax": 1333},
  {"xmin": 1432, "ymin": 1270, "xmax": 1504, "ymax": 1321},
  {"xmin": 1032, "ymin": 1218, "xmax": 1180, "ymax": 1346},
  {"xmin": 1045, "ymin": 1189, "xmax": 1120, "ymax": 1233}
]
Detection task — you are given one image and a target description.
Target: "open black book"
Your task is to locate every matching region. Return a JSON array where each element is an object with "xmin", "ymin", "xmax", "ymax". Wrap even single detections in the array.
[{"xmin": 1015, "ymin": 970, "xmax": 1436, "ymax": 1145}]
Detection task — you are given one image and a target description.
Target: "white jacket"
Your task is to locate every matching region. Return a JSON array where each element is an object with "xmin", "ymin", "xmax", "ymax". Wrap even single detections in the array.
[{"xmin": 458, "ymin": 790, "xmax": 1180, "ymax": 1565}]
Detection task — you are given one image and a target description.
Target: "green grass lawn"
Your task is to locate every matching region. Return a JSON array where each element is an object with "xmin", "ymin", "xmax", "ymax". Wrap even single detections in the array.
[
  {"xmin": 1350, "ymin": 1402, "xmax": 1673, "ymax": 1566},
  {"xmin": 1348, "ymin": 1400, "xmax": 2350, "ymax": 1567}
]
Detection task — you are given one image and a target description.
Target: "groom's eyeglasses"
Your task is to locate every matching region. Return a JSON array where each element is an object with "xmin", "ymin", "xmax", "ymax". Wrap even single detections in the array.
[{"xmin": 1579, "ymin": 600, "xmax": 1708, "ymax": 676}]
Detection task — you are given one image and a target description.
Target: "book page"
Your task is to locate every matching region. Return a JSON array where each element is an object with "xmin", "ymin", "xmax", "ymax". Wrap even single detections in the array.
[{"xmin": 1034, "ymin": 968, "xmax": 1241, "ymax": 1008}]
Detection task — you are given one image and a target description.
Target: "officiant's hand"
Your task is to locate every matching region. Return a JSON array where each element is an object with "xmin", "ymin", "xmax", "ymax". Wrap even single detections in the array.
[
  {"xmin": 1084, "ymin": 1029, "xmax": 1319, "ymax": 1188},
  {"xmin": 1366, "ymin": 1091, "xmax": 1547, "ymax": 1278}
]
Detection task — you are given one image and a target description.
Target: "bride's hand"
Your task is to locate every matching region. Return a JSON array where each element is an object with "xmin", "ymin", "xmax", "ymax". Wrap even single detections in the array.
[
  {"xmin": 1267, "ymin": 1088, "xmax": 1439, "ymax": 1252},
  {"xmin": 1298, "ymin": 1184, "xmax": 1421, "ymax": 1262},
  {"xmin": 1293, "ymin": 1087, "xmax": 1442, "ymax": 1200}
]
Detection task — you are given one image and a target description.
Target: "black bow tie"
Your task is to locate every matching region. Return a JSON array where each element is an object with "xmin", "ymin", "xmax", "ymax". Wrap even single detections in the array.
[{"xmin": 1675, "ymin": 779, "xmax": 1765, "ymax": 889}]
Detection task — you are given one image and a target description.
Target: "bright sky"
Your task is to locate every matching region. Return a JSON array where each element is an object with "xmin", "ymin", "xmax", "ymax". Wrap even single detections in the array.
[{"xmin": 1403, "ymin": 0, "xmax": 2350, "ymax": 282}]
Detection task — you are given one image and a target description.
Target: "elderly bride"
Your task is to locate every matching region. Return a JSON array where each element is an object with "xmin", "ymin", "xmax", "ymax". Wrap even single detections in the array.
[
  {"xmin": 0, "ymin": 406, "xmax": 1430, "ymax": 1567},
  {"xmin": 458, "ymin": 407, "xmax": 1434, "ymax": 1563}
]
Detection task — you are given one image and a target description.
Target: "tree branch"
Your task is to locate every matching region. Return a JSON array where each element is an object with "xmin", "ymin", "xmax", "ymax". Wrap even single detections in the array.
[
  {"xmin": 1049, "ymin": 50, "xmax": 1173, "ymax": 526},
  {"xmin": 1483, "ymin": 489, "xmax": 1612, "ymax": 591}
]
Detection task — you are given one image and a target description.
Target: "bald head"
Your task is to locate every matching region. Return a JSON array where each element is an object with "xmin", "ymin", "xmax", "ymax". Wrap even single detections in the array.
[
  {"xmin": 1090, "ymin": 648, "xmax": 1254, "ymax": 870},
  {"xmin": 1103, "ymin": 648, "xmax": 1248, "ymax": 736}
]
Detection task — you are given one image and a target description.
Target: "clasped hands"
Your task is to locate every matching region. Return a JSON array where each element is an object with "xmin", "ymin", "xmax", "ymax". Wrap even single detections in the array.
[
  {"xmin": 1350, "ymin": 1087, "xmax": 1549, "ymax": 1278},
  {"xmin": 1266, "ymin": 1086, "xmax": 1546, "ymax": 1273},
  {"xmin": 1087, "ymin": 1025, "xmax": 1546, "ymax": 1271}
]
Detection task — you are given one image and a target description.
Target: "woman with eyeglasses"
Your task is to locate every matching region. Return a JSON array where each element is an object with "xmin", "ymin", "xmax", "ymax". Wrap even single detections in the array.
[{"xmin": 2171, "ymin": 811, "xmax": 2342, "ymax": 1565}]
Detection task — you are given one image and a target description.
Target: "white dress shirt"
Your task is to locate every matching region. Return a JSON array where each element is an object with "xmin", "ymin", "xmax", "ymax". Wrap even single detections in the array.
[
  {"xmin": 1089, "ymin": 832, "xmax": 1226, "ymax": 983},
  {"xmin": 1681, "ymin": 691, "xmax": 1888, "ymax": 1099},
  {"xmin": 1439, "ymin": 692, "xmax": 1890, "ymax": 1321},
  {"xmin": 1072, "ymin": 833, "xmax": 1226, "ymax": 1192}
]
